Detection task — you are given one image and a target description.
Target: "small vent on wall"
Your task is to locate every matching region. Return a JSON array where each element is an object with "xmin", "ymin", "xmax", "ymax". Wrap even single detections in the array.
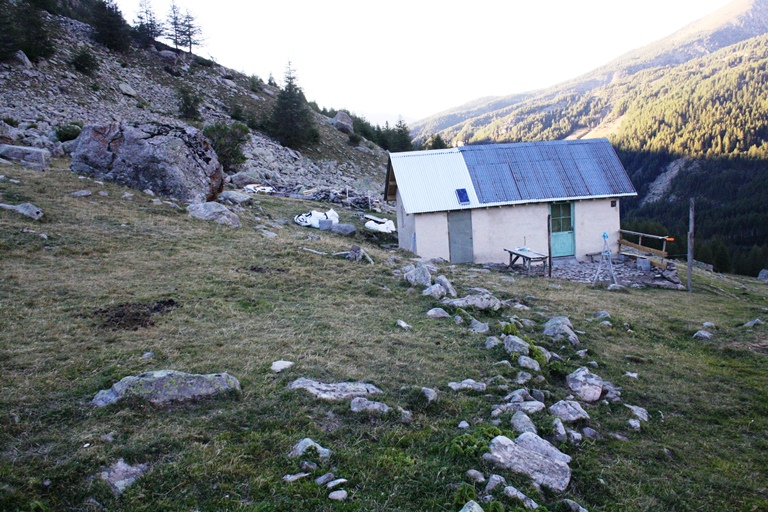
[{"xmin": 456, "ymin": 188, "xmax": 470, "ymax": 205}]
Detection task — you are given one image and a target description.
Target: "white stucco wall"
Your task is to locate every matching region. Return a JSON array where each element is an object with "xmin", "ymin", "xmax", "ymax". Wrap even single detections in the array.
[
  {"xmin": 574, "ymin": 199, "xmax": 621, "ymax": 258},
  {"xmin": 471, "ymin": 204, "xmax": 550, "ymax": 264},
  {"xmin": 413, "ymin": 212, "xmax": 450, "ymax": 260},
  {"xmin": 396, "ymin": 189, "xmax": 417, "ymax": 253}
]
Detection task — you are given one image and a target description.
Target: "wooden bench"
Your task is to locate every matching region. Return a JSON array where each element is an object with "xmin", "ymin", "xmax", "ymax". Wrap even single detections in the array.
[{"xmin": 504, "ymin": 248, "xmax": 549, "ymax": 276}]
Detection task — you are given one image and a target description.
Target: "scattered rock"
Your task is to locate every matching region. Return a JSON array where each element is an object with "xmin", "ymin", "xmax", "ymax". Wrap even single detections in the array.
[
  {"xmin": 426, "ymin": 307, "xmax": 450, "ymax": 318},
  {"xmin": 71, "ymin": 189, "xmax": 92, "ymax": 197},
  {"xmin": 397, "ymin": 319, "xmax": 412, "ymax": 330},
  {"xmin": 562, "ymin": 498, "xmax": 590, "ymax": 512},
  {"xmin": 331, "ymin": 223, "xmax": 356, "ymax": 236},
  {"xmin": 594, "ymin": 311, "xmax": 611, "ymax": 319},
  {"xmin": 187, "ymin": 202, "xmax": 241, "ymax": 228},
  {"xmin": 518, "ymin": 356, "xmax": 540, "ymax": 372},
  {"xmin": 582, "ymin": 427, "xmax": 602, "ymax": 439},
  {"xmin": 423, "ymin": 283, "xmax": 446, "ymax": 299},
  {"xmin": 702, "ymin": 321, "xmax": 716, "ymax": 329},
  {"xmin": 0, "ymin": 202, "xmax": 43, "ymax": 220},
  {"xmin": 328, "ymin": 490, "xmax": 348, "ymax": 501},
  {"xmin": 485, "ymin": 336, "xmax": 502, "ymax": 349},
  {"xmin": 628, "ymin": 418, "xmax": 641, "ymax": 430},
  {"xmin": 92, "ymin": 370, "xmax": 241, "ymax": 407},
  {"xmin": 549, "ymin": 400, "xmax": 590, "ymax": 423},
  {"xmin": 468, "ymin": 318, "xmax": 489, "ymax": 333},
  {"xmin": 511, "ymin": 411, "xmax": 537, "ymax": 434},
  {"xmin": 484, "ymin": 474, "xmax": 506, "ymax": 493},
  {"xmin": 270, "ymin": 360, "xmax": 294, "ymax": 373},
  {"xmin": 326, "ymin": 478, "xmax": 347, "ymax": 489},
  {"xmin": 421, "ymin": 387, "xmax": 439, "ymax": 403},
  {"xmin": 443, "ymin": 294, "xmax": 502, "ymax": 311},
  {"xmin": 219, "ymin": 190, "xmax": 253, "ymax": 205},
  {"xmin": 743, "ymin": 318, "xmax": 764, "ymax": 328},
  {"xmin": 118, "ymin": 82, "xmax": 137, "ymax": 97},
  {"xmin": 350, "ymin": 397, "xmax": 391, "ymax": 414},
  {"xmin": 552, "ymin": 418, "xmax": 567, "ymax": 443},
  {"xmin": 693, "ymin": 330, "xmax": 714, "ymax": 340},
  {"xmin": 543, "ymin": 316, "xmax": 580, "ymax": 345},
  {"xmin": 405, "ymin": 265, "xmax": 432, "ymax": 287},
  {"xmin": 483, "ymin": 433, "xmax": 571, "ymax": 492},
  {"xmin": 448, "ymin": 379, "xmax": 487, "ymax": 392},
  {"xmin": 624, "ymin": 372, "xmax": 638, "ymax": 379},
  {"xmin": 458, "ymin": 420, "xmax": 470, "ymax": 429},
  {"xmin": 300, "ymin": 460, "xmax": 317, "ymax": 472},
  {"xmin": 466, "ymin": 469, "xmax": 485, "ymax": 483},
  {"xmin": 502, "ymin": 485, "xmax": 539, "ymax": 510},
  {"xmin": 625, "ymin": 404, "xmax": 649, "ymax": 422},
  {"xmin": 458, "ymin": 501, "xmax": 484, "ymax": 512},
  {"xmin": 99, "ymin": 459, "xmax": 148, "ymax": 495},
  {"xmin": 435, "ymin": 275, "xmax": 457, "ymax": 297},
  {"xmin": 566, "ymin": 367, "xmax": 603, "ymax": 402},
  {"xmin": 315, "ymin": 473, "xmax": 335, "ymax": 486},
  {"xmin": 288, "ymin": 438, "xmax": 332, "ymax": 461},
  {"xmin": 283, "ymin": 472, "xmax": 311, "ymax": 482},
  {"xmin": 288, "ymin": 377, "xmax": 382, "ymax": 400},
  {"xmin": 0, "ymin": 144, "xmax": 50, "ymax": 169},
  {"xmin": 515, "ymin": 372, "xmax": 532, "ymax": 385},
  {"xmin": 397, "ymin": 406, "xmax": 413, "ymax": 423},
  {"xmin": 503, "ymin": 335, "xmax": 530, "ymax": 356}
]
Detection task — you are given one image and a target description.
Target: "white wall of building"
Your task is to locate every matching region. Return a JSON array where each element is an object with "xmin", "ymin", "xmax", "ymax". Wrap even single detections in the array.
[
  {"xmin": 413, "ymin": 212, "xmax": 450, "ymax": 260},
  {"xmin": 574, "ymin": 199, "xmax": 621, "ymax": 258},
  {"xmin": 470, "ymin": 204, "xmax": 550, "ymax": 264}
]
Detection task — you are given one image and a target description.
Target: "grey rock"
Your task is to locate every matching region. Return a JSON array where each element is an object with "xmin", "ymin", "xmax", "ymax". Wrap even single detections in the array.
[
  {"xmin": 566, "ymin": 367, "xmax": 603, "ymax": 402},
  {"xmin": 610, "ymin": 431, "xmax": 629, "ymax": 441},
  {"xmin": 315, "ymin": 472, "xmax": 335, "ymax": 486},
  {"xmin": 702, "ymin": 321, "xmax": 716, "ymax": 329},
  {"xmin": 187, "ymin": 202, "xmax": 241, "ymax": 228},
  {"xmin": 608, "ymin": 283, "xmax": 626, "ymax": 291},
  {"xmin": 531, "ymin": 389, "xmax": 546, "ymax": 403},
  {"xmin": 628, "ymin": 418, "xmax": 641, "ymax": 430},
  {"xmin": 549, "ymin": 400, "xmax": 590, "ymax": 423},
  {"xmin": 484, "ymin": 474, "xmax": 506, "ymax": 493},
  {"xmin": 503, "ymin": 335, "xmax": 530, "ymax": 356},
  {"xmin": 326, "ymin": 478, "xmax": 347, "ymax": 488},
  {"xmin": 71, "ymin": 189, "xmax": 92, "ymax": 197},
  {"xmin": 458, "ymin": 501, "xmax": 484, "ymax": 512},
  {"xmin": 99, "ymin": 459, "xmax": 148, "ymax": 494},
  {"xmin": 288, "ymin": 377, "xmax": 382, "ymax": 400},
  {"xmin": 331, "ymin": 223, "xmax": 356, "ymax": 236},
  {"xmin": 119, "ymin": 83, "xmax": 137, "ymax": 97},
  {"xmin": 562, "ymin": 498, "xmax": 590, "ymax": 512},
  {"xmin": 543, "ymin": 316, "xmax": 580, "ymax": 345},
  {"xmin": 300, "ymin": 460, "xmax": 318, "ymax": 472},
  {"xmin": 454, "ymin": 315, "xmax": 464, "ymax": 324},
  {"xmin": 427, "ymin": 307, "xmax": 450, "ymax": 318},
  {"xmin": 448, "ymin": 379, "xmax": 487, "ymax": 392},
  {"xmin": 398, "ymin": 406, "xmax": 413, "ymax": 423},
  {"xmin": 515, "ymin": 372, "xmax": 532, "ymax": 385},
  {"xmin": 422, "ymin": 283, "xmax": 446, "ymax": 299},
  {"xmin": 567, "ymin": 428, "xmax": 583, "ymax": 445},
  {"xmin": 350, "ymin": 396, "xmax": 391, "ymax": 414},
  {"xmin": 518, "ymin": 356, "xmax": 540, "ymax": 372},
  {"xmin": 219, "ymin": 190, "xmax": 253, "ymax": 205},
  {"xmin": 0, "ymin": 144, "xmax": 50, "ymax": 169},
  {"xmin": 421, "ymin": 387, "xmax": 439, "ymax": 403},
  {"xmin": 506, "ymin": 388, "xmax": 534, "ymax": 402},
  {"xmin": 435, "ymin": 275, "xmax": 457, "ymax": 297},
  {"xmin": 14, "ymin": 50, "xmax": 33, "ymax": 69},
  {"xmin": 552, "ymin": 418, "xmax": 567, "ymax": 443},
  {"xmin": 71, "ymin": 122, "xmax": 223, "ymax": 203},
  {"xmin": 157, "ymin": 50, "xmax": 178, "ymax": 63},
  {"xmin": 511, "ymin": 411, "xmax": 537, "ymax": 434},
  {"xmin": 396, "ymin": 319, "xmax": 412, "ymax": 330},
  {"xmin": 625, "ymin": 404, "xmax": 649, "ymax": 422},
  {"xmin": 405, "ymin": 265, "xmax": 432, "ymax": 287},
  {"xmin": 0, "ymin": 202, "xmax": 43, "ymax": 220},
  {"xmin": 270, "ymin": 360, "xmax": 294, "ymax": 373},
  {"xmin": 602, "ymin": 380, "xmax": 622, "ymax": 403},
  {"xmin": 283, "ymin": 472, "xmax": 311, "ymax": 482},
  {"xmin": 483, "ymin": 433, "xmax": 571, "ymax": 492},
  {"xmin": 328, "ymin": 490, "xmax": 348, "ymax": 501},
  {"xmin": 693, "ymin": 330, "xmax": 714, "ymax": 340},
  {"xmin": 458, "ymin": 420, "xmax": 470, "ymax": 429},
  {"xmin": 582, "ymin": 427, "xmax": 602, "ymax": 439},
  {"xmin": 442, "ymin": 293, "xmax": 502, "ymax": 311},
  {"xmin": 92, "ymin": 370, "xmax": 241, "ymax": 407},
  {"xmin": 743, "ymin": 318, "xmax": 764, "ymax": 327},
  {"xmin": 468, "ymin": 318, "xmax": 489, "ymax": 333},
  {"xmin": 485, "ymin": 336, "xmax": 502, "ymax": 349},
  {"xmin": 594, "ymin": 311, "xmax": 611, "ymax": 319},
  {"xmin": 331, "ymin": 111, "xmax": 354, "ymax": 134},
  {"xmin": 502, "ymin": 485, "xmax": 539, "ymax": 510},
  {"xmin": 759, "ymin": 269, "xmax": 768, "ymax": 281},
  {"xmin": 466, "ymin": 469, "xmax": 485, "ymax": 483},
  {"xmin": 230, "ymin": 169, "xmax": 263, "ymax": 187},
  {"xmin": 511, "ymin": 400, "xmax": 546, "ymax": 414},
  {"xmin": 288, "ymin": 438, "xmax": 332, "ymax": 461}
]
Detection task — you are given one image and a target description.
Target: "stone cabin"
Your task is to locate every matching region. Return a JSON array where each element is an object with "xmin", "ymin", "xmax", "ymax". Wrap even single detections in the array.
[{"xmin": 384, "ymin": 138, "xmax": 637, "ymax": 264}]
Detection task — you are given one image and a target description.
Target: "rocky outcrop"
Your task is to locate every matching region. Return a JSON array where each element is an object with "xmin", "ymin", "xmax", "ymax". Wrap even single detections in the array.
[
  {"xmin": 331, "ymin": 111, "xmax": 354, "ymax": 134},
  {"xmin": 288, "ymin": 377, "xmax": 383, "ymax": 400},
  {"xmin": 0, "ymin": 144, "xmax": 50, "ymax": 169},
  {"xmin": 71, "ymin": 122, "xmax": 223, "ymax": 203},
  {"xmin": 483, "ymin": 433, "xmax": 572, "ymax": 492}
]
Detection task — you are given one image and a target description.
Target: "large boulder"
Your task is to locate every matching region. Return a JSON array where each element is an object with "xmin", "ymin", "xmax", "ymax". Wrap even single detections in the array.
[
  {"xmin": 92, "ymin": 370, "xmax": 241, "ymax": 407},
  {"xmin": 759, "ymin": 269, "xmax": 768, "ymax": 283},
  {"xmin": 566, "ymin": 367, "xmax": 603, "ymax": 402},
  {"xmin": 71, "ymin": 122, "xmax": 223, "ymax": 203},
  {"xmin": 331, "ymin": 111, "xmax": 354, "ymax": 134},
  {"xmin": 0, "ymin": 144, "xmax": 50, "ymax": 169},
  {"xmin": 543, "ymin": 316, "xmax": 580, "ymax": 345},
  {"xmin": 483, "ymin": 433, "xmax": 572, "ymax": 492}
]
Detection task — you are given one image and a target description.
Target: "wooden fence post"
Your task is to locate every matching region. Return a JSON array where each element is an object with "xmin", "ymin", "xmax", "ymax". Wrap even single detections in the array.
[{"xmin": 687, "ymin": 198, "xmax": 694, "ymax": 293}]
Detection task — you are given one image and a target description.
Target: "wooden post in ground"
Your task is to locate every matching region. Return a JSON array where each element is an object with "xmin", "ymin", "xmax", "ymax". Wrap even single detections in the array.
[
  {"xmin": 547, "ymin": 214, "xmax": 552, "ymax": 278},
  {"xmin": 687, "ymin": 198, "xmax": 695, "ymax": 293}
]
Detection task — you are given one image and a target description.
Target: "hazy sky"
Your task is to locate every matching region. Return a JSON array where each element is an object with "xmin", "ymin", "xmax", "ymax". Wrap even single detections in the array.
[{"xmin": 115, "ymin": 0, "xmax": 734, "ymax": 124}]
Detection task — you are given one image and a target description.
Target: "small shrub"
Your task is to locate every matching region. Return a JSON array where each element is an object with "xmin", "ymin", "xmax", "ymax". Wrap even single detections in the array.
[
  {"xmin": 486, "ymin": 502, "xmax": 505, "ymax": 512},
  {"xmin": 2, "ymin": 116, "xmax": 19, "ymax": 127},
  {"xmin": 248, "ymin": 75, "xmax": 261, "ymax": 92},
  {"xmin": 202, "ymin": 121, "xmax": 249, "ymax": 172},
  {"xmin": 502, "ymin": 322, "xmax": 518, "ymax": 336},
  {"xmin": 55, "ymin": 124, "xmax": 81, "ymax": 142},
  {"xmin": 530, "ymin": 345, "xmax": 547, "ymax": 367},
  {"xmin": 193, "ymin": 55, "xmax": 215, "ymax": 67},
  {"xmin": 452, "ymin": 483, "xmax": 476, "ymax": 510},
  {"xmin": 348, "ymin": 133, "xmax": 362, "ymax": 146},
  {"xmin": 71, "ymin": 48, "xmax": 98, "ymax": 75},
  {"xmin": 177, "ymin": 87, "xmax": 201, "ymax": 121}
]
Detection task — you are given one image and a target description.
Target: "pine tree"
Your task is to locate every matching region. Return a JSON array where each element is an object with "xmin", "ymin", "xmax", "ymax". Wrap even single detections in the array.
[
  {"xmin": 92, "ymin": 0, "xmax": 132, "ymax": 52},
  {"xmin": 263, "ymin": 64, "xmax": 320, "ymax": 149},
  {"xmin": 133, "ymin": 0, "xmax": 164, "ymax": 48},
  {"xmin": 165, "ymin": 0, "xmax": 183, "ymax": 51},
  {"xmin": 389, "ymin": 118, "xmax": 414, "ymax": 152},
  {"xmin": 426, "ymin": 133, "xmax": 448, "ymax": 150},
  {"xmin": 179, "ymin": 9, "xmax": 202, "ymax": 53},
  {"xmin": 1, "ymin": 0, "xmax": 55, "ymax": 63}
]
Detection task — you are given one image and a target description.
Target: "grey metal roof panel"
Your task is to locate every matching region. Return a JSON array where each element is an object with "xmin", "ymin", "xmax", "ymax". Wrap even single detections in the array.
[{"xmin": 458, "ymin": 138, "xmax": 636, "ymax": 204}]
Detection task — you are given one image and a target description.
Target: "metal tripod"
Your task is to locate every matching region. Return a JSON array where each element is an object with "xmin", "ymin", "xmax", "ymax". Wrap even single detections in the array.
[{"xmin": 592, "ymin": 232, "xmax": 617, "ymax": 286}]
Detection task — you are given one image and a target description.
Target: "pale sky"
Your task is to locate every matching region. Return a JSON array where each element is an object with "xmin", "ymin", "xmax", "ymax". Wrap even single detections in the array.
[{"xmin": 115, "ymin": 0, "xmax": 734, "ymax": 124}]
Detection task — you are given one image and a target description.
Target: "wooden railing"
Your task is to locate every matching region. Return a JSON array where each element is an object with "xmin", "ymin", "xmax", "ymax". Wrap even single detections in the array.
[{"xmin": 618, "ymin": 230, "xmax": 673, "ymax": 264}]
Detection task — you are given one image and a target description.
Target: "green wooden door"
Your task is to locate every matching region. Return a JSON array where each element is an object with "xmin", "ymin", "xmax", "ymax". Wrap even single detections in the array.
[{"xmin": 550, "ymin": 202, "xmax": 575, "ymax": 257}]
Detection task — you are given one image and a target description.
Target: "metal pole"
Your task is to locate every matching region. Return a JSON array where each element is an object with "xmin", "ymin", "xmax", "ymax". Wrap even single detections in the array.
[
  {"xmin": 687, "ymin": 198, "xmax": 694, "ymax": 293},
  {"xmin": 547, "ymin": 214, "xmax": 552, "ymax": 278}
]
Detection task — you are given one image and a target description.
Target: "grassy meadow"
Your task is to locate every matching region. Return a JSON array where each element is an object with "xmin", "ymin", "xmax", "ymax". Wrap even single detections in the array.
[{"xmin": 1, "ymin": 160, "xmax": 767, "ymax": 511}]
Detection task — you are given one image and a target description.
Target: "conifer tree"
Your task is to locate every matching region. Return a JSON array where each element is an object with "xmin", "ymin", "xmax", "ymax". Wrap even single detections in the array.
[
  {"xmin": 133, "ymin": 0, "xmax": 164, "ymax": 48},
  {"xmin": 264, "ymin": 64, "xmax": 320, "ymax": 149},
  {"xmin": 166, "ymin": 0, "xmax": 183, "ymax": 50},
  {"xmin": 92, "ymin": 0, "xmax": 132, "ymax": 52},
  {"xmin": 179, "ymin": 9, "xmax": 202, "ymax": 53}
]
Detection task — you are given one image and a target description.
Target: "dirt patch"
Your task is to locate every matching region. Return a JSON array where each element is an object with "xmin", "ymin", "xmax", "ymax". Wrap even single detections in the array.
[
  {"xmin": 730, "ymin": 337, "xmax": 768, "ymax": 355},
  {"xmin": 92, "ymin": 299, "xmax": 179, "ymax": 330}
]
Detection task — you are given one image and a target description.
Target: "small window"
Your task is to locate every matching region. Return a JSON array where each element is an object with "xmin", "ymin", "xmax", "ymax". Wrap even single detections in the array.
[
  {"xmin": 611, "ymin": 200, "xmax": 617, "ymax": 207},
  {"xmin": 456, "ymin": 188, "xmax": 470, "ymax": 205}
]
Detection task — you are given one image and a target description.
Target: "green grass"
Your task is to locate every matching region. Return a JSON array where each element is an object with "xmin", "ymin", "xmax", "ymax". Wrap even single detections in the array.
[{"xmin": 1, "ymin": 161, "xmax": 767, "ymax": 511}]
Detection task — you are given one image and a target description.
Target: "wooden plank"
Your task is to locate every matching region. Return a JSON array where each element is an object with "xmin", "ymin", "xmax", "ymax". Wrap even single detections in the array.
[
  {"xmin": 619, "ymin": 229, "xmax": 669, "ymax": 241},
  {"xmin": 618, "ymin": 239, "xmax": 667, "ymax": 258}
]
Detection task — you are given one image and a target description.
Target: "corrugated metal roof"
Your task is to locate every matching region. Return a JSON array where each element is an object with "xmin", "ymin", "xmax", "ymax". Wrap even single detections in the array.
[
  {"xmin": 388, "ymin": 148, "xmax": 479, "ymax": 214},
  {"xmin": 389, "ymin": 139, "xmax": 636, "ymax": 214}
]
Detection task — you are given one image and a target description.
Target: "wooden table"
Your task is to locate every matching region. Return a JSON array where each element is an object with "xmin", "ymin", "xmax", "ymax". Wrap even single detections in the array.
[{"xmin": 505, "ymin": 248, "xmax": 549, "ymax": 276}]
